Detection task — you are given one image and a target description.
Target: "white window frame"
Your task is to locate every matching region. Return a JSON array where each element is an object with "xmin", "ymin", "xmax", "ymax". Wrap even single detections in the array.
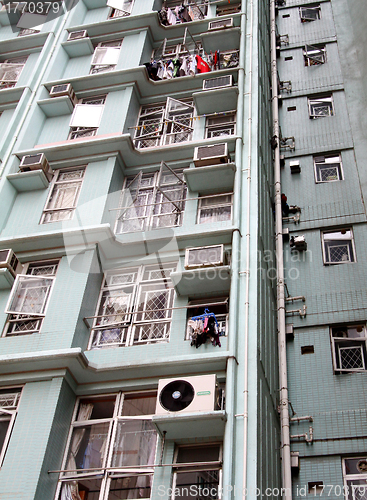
[
  {"xmin": 205, "ymin": 112, "xmax": 236, "ymax": 138},
  {"xmin": 171, "ymin": 443, "xmax": 223, "ymax": 500},
  {"xmin": 186, "ymin": 296, "xmax": 229, "ymax": 341},
  {"xmin": 134, "ymin": 98, "xmax": 194, "ymax": 149},
  {"xmin": 321, "ymin": 229, "xmax": 356, "ymax": 265},
  {"xmin": 299, "ymin": 5, "xmax": 321, "ymax": 22},
  {"xmin": 41, "ymin": 166, "xmax": 86, "ymax": 224},
  {"xmin": 107, "ymin": 0, "xmax": 134, "ymax": 18},
  {"xmin": 331, "ymin": 325, "xmax": 367, "ymax": 373},
  {"xmin": 0, "ymin": 56, "xmax": 27, "ymax": 89},
  {"xmin": 303, "ymin": 44, "xmax": 326, "ymax": 66},
  {"xmin": 343, "ymin": 456, "xmax": 367, "ymax": 500},
  {"xmin": 197, "ymin": 193, "xmax": 233, "ymax": 224},
  {"xmin": 56, "ymin": 391, "xmax": 158, "ymax": 500},
  {"xmin": 89, "ymin": 263, "xmax": 176, "ymax": 349},
  {"xmin": 308, "ymin": 95, "xmax": 334, "ymax": 118},
  {"xmin": 68, "ymin": 95, "xmax": 106, "ymax": 139},
  {"xmin": 3, "ymin": 260, "xmax": 59, "ymax": 337},
  {"xmin": 90, "ymin": 40, "xmax": 122, "ymax": 74},
  {"xmin": 314, "ymin": 154, "xmax": 343, "ymax": 183},
  {"xmin": 115, "ymin": 165, "xmax": 187, "ymax": 234},
  {"xmin": 0, "ymin": 387, "xmax": 22, "ymax": 467}
]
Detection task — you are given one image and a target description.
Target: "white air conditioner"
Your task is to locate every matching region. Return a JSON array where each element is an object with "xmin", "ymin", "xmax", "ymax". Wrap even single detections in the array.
[
  {"xmin": 0, "ymin": 249, "xmax": 21, "ymax": 278},
  {"xmin": 49, "ymin": 83, "xmax": 77, "ymax": 105},
  {"xmin": 208, "ymin": 18, "xmax": 233, "ymax": 30},
  {"xmin": 185, "ymin": 245, "xmax": 224, "ymax": 269},
  {"xmin": 67, "ymin": 30, "xmax": 88, "ymax": 41},
  {"xmin": 193, "ymin": 143, "xmax": 229, "ymax": 167},
  {"xmin": 203, "ymin": 75, "xmax": 233, "ymax": 91},
  {"xmin": 19, "ymin": 153, "xmax": 52, "ymax": 180},
  {"xmin": 156, "ymin": 374, "xmax": 217, "ymax": 415}
]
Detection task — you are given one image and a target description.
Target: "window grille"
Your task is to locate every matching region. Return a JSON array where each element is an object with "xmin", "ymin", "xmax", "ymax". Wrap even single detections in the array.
[
  {"xmin": 115, "ymin": 163, "xmax": 186, "ymax": 234},
  {"xmin": 308, "ymin": 95, "xmax": 334, "ymax": 118},
  {"xmin": 134, "ymin": 98, "xmax": 194, "ymax": 149},
  {"xmin": 331, "ymin": 325, "xmax": 367, "ymax": 372},
  {"xmin": 3, "ymin": 261, "xmax": 59, "ymax": 336},
  {"xmin": 57, "ymin": 392, "xmax": 157, "ymax": 500},
  {"xmin": 205, "ymin": 113, "xmax": 236, "ymax": 138},
  {"xmin": 314, "ymin": 154, "xmax": 343, "ymax": 183},
  {"xmin": 299, "ymin": 5, "xmax": 321, "ymax": 22},
  {"xmin": 41, "ymin": 167, "xmax": 86, "ymax": 223},
  {"xmin": 0, "ymin": 56, "xmax": 27, "ymax": 89},
  {"xmin": 90, "ymin": 40, "xmax": 122, "ymax": 74},
  {"xmin": 303, "ymin": 44, "xmax": 326, "ymax": 66},
  {"xmin": 0, "ymin": 387, "xmax": 22, "ymax": 467},
  {"xmin": 68, "ymin": 95, "xmax": 106, "ymax": 139},
  {"xmin": 107, "ymin": 0, "xmax": 133, "ymax": 18},
  {"xmin": 89, "ymin": 263, "xmax": 176, "ymax": 349},
  {"xmin": 18, "ymin": 28, "xmax": 39, "ymax": 36},
  {"xmin": 322, "ymin": 229, "xmax": 355, "ymax": 264},
  {"xmin": 197, "ymin": 194, "xmax": 233, "ymax": 224}
]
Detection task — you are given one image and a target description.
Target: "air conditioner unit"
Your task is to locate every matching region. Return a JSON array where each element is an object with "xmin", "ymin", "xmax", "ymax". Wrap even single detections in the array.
[
  {"xmin": 0, "ymin": 249, "xmax": 21, "ymax": 278},
  {"xmin": 203, "ymin": 75, "xmax": 233, "ymax": 91},
  {"xmin": 185, "ymin": 245, "xmax": 224, "ymax": 269},
  {"xmin": 193, "ymin": 143, "xmax": 229, "ymax": 167},
  {"xmin": 19, "ymin": 153, "xmax": 53, "ymax": 180},
  {"xmin": 290, "ymin": 160, "xmax": 301, "ymax": 174},
  {"xmin": 49, "ymin": 83, "xmax": 77, "ymax": 105},
  {"xmin": 290, "ymin": 235, "xmax": 307, "ymax": 251},
  {"xmin": 156, "ymin": 374, "xmax": 217, "ymax": 415},
  {"xmin": 67, "ymin": 30, "xmax": 88, "ymax": 41},
  {"xmin": 208, "ymin": 18, "xmax": 233, "ymax": 30}
]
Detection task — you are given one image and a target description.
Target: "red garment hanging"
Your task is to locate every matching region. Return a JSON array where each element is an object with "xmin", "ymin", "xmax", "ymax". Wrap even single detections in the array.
[{"xmin": 195, "ymin": 55, "xmax": 211, "ymax": 73}]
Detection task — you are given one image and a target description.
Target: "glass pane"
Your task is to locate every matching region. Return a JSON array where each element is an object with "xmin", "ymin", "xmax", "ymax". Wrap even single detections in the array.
[
  {"xmin": 6, "ymin": 276, "xmax": 54, "ymax": 315},
  {"xmin": 42, "ymin": 210, "xmax": 74, "ymax": 223},
  {"xmin": 60, "ymin": 478, "xmax": 102, "ymax": 500},
  {"xmin": 176, "ymin": 445, "xmax": 221, "ymax": 463},
  {"xmin": 77, "ymin": 396, "xmax": 116, "ymax": 420},
  {"xmin": 46, "ymin": 184, "xmax": 79, "ymax": 210},
  {"xmin": 345, "ymin": 458, "xmax": 367, "ymax": 474},
  {"xmin": 96, "ymin": 287, "xmax": 134, "ymax": 325},
  {"xmin": 111, "ymin": 420, "xmax": 157, "ymax": 468},
  {"xmin": 108, "ymin": 475, "xmax": 152, "ymax": 499},
  {"xmin": 0, "ymin": 420, "xmax": 10, "ymax": 452},
  {"xmin": 175, "ymin": 470, "xmax": 220, "ymax": 500},
  {"xmin": 121, "ymin": 395, "xmax": 157, "ymax": 416},
  {"xmin": 199, "ymin": 206, "xmax": 232, "ymax": 224},
  {"xmin": 64, "ymin": 422, "xmax": 110, "ymax": 473}
]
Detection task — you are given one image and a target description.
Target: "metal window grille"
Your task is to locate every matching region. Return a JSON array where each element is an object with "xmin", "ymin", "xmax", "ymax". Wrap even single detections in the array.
[
  {"xmin": 89, "ymin": 264, "xmax": 176, "ymax": 349},
  {"xmin": 18, "ymin": 28, "xmax": 39, "ymax": 36},
  {"xmin": 197, "ymin": 194, "xmax": 233, "ymax": 224},
  {"xmin": 343, "ymin": 457, "xmax": 367, "ymax": 500},
  {"xmin": 0, "ymin": 57, "xmax": 27, "ymax": 88},
  {"xmin": 331, "ymin": 325, "xmax": 367, "ymax": 372},
  {"xmin": 304, "ymin": 45, "xmax": 326, "ymax": 66},
  {"xmin": 299, "ymin": 6, "xmax": 321, "ymax": 22},
  {"xmin": 314, "ymin": 154, "xmax": 342, "ymax": 182},
  {"xmin": 323, "ymin": 229, "xmax": 355, "ymax": 264},
  {"xmin": 308, "ymin": 96, "xmax": 333, "ymax": 118},
  {"xmin": 41, "ymin": 167, "xmax": 86, "ymax": 223},
  {"xmin": 3, "ymin": 261, "xmax": 59, "ymax": 337}
]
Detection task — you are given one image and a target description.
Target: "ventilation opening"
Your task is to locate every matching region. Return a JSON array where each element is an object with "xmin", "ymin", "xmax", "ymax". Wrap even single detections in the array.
[
  {"xmin": 308, "ymin": 482, "xmax": 323, "ymax": 494},
  {"xmin": 301, "ymin": 345, "xmax": 314, "ymax": 355}
]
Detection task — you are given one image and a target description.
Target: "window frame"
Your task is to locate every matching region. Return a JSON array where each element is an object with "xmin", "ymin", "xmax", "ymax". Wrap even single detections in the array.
[
  {"xmin": 308, "ymin": 95, "xmax": 334, "ymax": 118},
  {"xmin": 68, "ymin": 95, "xmax": 106, "ymax": 139},
  {"xmin": 314, "ymin": 154, "xmax": 343, "ymax": 183},
  {"xmin": 299, "ymin": 5, "xmax": 321, "ymax": 22},
  {"xmin": 343, "ymin": 456, "xmax": 367, "ymax": 500},
  {"xmin": 303, "ymin": 44, "xmax": 326, "ymax": 66},
  {"xmin": 90, "ymin": 40, "xmax": 122, "ymax": 74},
  {"xmin": 107, "ymin": 0, "xmax": 134, "ymax": 18},
  {"xmin": 205, "ymin": 112, "xmax": 236, "ymax": 139},
  {"xmin": 321, "ymin": 228, "xmax": 356, "ymax": 265},
  {"xmin": 197, "ymin": 193, "xmax": 233, "ymax": 225},
  {"xmin": 0, "ymin": 56, "xmax": 27, "ymax": 88},
  {"xmin": 0, "ymin": 387, "xmax": 22, "ymax": 467},
  {"xmin": 330, "ymin": 325, "xmax": 367, "ymax": 373},
  {"xmin": 40, "ymin": 166, "xmax": 86, "ymax": 224}
]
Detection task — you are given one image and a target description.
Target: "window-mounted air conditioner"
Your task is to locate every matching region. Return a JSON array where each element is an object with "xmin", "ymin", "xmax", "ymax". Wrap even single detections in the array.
[
  {"xmin": 289, "ymin": 160, "xmax": 301, "ymax": 174},
  {"xmin": 185, "ymin": 244, "xmax": 224, "ymax": 270},
  {"xmin": 19, "ymin": 153, "xmax": 52, "ymax": 180},
  {"xmin": 67, "ymin": 30, "xmax": 88, "ymax": 41},
  {"xmin": 208, "ymin": 18, "xmax": 233, "ymax": 30},
  {"xmin": 193, "ymin": 143, "xmax": 229, "ymax": 167},
  {"xmin": 49, "ymin": 83, "xmax": 77, "ymax": 106},
  {"xmin": 0, "ymin": 249, "xmax": 21, "ymax": 278},
  {"xmin": 156, "ymin": 374, "xmax": 217, "ymax": 415},
  {"xmin": 203, "ymin": 75, "xmax": 233, "ymax": 91}
]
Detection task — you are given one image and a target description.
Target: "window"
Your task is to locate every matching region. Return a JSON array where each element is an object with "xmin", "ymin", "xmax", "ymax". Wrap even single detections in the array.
[
  {"xmin": 197, "ymin": 194, "xmax": 233, "ymax": 224},
  {"xmin": 90, "ymin": 40, "xmax": 122, "ymax": 74},
  {"xmin": 18, "ymin": 28, "xmax": 40, "ymax": 36},
  {"xmin": 205, "ymin": 113, "xmax": 236, "ymax": 138},
  {"xmin": 56, "ymin": 392, "xmax": 157, "ymax": 500},
  {"xmin": 115, "ymin": 165, "xmax": 186, "ymax": 234},
  {"xmin": 322, "ymin": 229, "xmax": 355, "ymax": 264},
  {"xmin": 107, "ymin": 0, "xmax": 133, "ymax": 18},
  {"xmin": 0, "ymin": 387, "xmax": 22, "ymax": 466},
  {"xmin": 89, "ymin": 263, "xmax": 176, "ymax": 349},
  {"xmin": 3, "ymin": 260, "xmax": 59, "ymax": 336},
  {"xmin": 308, "ymin": 95, "xmax": 333, "ymax": 118},
  {"xmin": 343, "ymin": 457, "xmax": 367, "ymax": 500},
  {"xmin": 134, "ymin": 98, "xmax": 194, "ymax": 149},
  {"xmin": 0, "ymin": 56, "xmax": 27, "ymax": 89},
  {"xmin": 314, "ymin": 154, "xmax": 343, "ymax": 183},
  {"xmin": 172, "ymin": 444, "xmax": 222, "ymax": 500},
  {"xmin": 303, "ymin": 44, "xmax": 326, "ymax": 66},
  {"xmin": 299, "ymin": 5, "xmax": 320, "ymax": 22},
  {"xmin": 216, "ymin": 2, "xmax": 240, "ymax": 15},
  {"xmin": 186, "ymin": 297, "xmax": 229, "ymax": 341},
  {"xmin": 68, "ymin": 95, "xmax": 106, "ymax": 139},
  {"xmin": 331, "ymin": 325, "xmax": 367, "ymax": 372},
  {"xmin": 160, "ymin": 0, "xmax": 208, "ymax": 24},
  {"xmin": 41, "ymin": 167, "xmax": 85, "ymax": 223}
]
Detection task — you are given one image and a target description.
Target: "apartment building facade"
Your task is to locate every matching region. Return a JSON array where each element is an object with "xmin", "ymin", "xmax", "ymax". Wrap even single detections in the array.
[{"xmin": 0, "ymin": 1, "xmax": 281, "ymax": 499}]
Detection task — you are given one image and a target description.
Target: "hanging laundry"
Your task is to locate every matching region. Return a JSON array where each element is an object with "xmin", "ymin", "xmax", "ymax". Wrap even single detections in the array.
[
  {"xmin": 167, "ymin": 8, "xmax": 177, "ymax": 25},
  {"xmin": 188, "ymin": 309, "xmax": 223, "ymax": 348},
  {"xmin": 158, "ymin": 7, "xmax": 169, "ymax": 26},
  {"xmin": 173, "ymin": 58, "xmax": 182, "ymax": 78},
  {"xmin": 196, "ymin": 54, "xmax": 211, "ymax": 73}
]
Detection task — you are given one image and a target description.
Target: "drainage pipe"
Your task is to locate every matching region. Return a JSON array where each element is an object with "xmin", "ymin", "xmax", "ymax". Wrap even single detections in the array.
[{"xmin": 270, "ymin": 0, "xmax": 292, "ymax": 498}]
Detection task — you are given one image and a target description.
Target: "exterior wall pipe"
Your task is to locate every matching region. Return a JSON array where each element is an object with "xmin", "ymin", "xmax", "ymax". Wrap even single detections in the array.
[
  {"xmin": 0, "ymin": 0, "xmax": 76, "ymax": 179},
  {"xmin": 222, "ymin": 0, "xmax": 247, "ymax": 496},
  {"xmin": 290, "ymin": 416, "xmax": 313, "ymax": 423},
  {"xmin": 270, "ymin": 0, "xmax": 293, "ymax": 498}
]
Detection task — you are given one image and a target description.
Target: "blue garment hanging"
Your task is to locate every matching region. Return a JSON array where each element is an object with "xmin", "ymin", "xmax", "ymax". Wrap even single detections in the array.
[{"xmin": 190, "ymin": 308, "xmax": 220, "ymax": 329}]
